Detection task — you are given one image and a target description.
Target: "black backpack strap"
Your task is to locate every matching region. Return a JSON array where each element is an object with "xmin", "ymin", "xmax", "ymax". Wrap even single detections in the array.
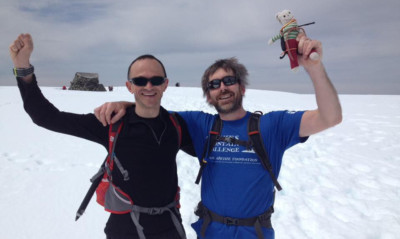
[
  {"xmin": 248, "ymin": 111, "xmax": 282, "ymax": 191},
  {"xmin": 195, "ymin": 201, "xmax": 274, "ymax": 239},
  {"xmin": 195, "ymin": 115, "xmax": 222, "ymax": 184},
  {"xmin": 169, "ymin": 112, "xmax": 182, "ymax": 148},
  {"xmin": 75, "ymin": 121, "xmax": 124, "ymax": 221}
]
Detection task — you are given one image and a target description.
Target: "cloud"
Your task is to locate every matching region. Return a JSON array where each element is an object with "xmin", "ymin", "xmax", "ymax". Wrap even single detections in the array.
[{"xmin": 1, "ymin": 0, "xmax": 399, "ymax": 94}]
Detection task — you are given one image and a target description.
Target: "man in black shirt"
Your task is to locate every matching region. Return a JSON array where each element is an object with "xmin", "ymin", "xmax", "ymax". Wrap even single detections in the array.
[{"xmin": 10, "ymin": 33, "xmax": 194, "ymax": 239}]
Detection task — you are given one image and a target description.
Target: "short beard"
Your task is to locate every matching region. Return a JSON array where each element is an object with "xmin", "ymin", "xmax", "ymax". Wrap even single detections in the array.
[{"xmin": 213, "ymin": 92, "xmax": 243, "ymax": 114}]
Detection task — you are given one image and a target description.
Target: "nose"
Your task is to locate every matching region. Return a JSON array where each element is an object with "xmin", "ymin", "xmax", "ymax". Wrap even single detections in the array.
[
  {"xmin": 219, "ymin": 81, "xmax": 229, "ymax": 91},
  {"xmin": 144, "ymin": 80, "xmax": 153, "ymax": 89}
]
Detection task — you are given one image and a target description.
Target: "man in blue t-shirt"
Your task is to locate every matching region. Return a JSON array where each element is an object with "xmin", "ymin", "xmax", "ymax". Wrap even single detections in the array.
[{"xmin": 95, "ymin": 33, "xmax": 342, "ymax": 239}]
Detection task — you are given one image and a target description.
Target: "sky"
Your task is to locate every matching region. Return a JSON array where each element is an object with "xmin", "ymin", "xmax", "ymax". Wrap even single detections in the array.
[
  {"xmin": 1, "ymin": 85, "xmax": 399, "ymax": 238},
  {"xmin": 1, "ymin": 0, "xmax": 400, "ymax": 94}
]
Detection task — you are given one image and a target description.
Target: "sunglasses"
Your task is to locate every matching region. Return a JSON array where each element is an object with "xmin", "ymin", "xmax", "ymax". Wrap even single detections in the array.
[
  {"xmin": 207, "ymin": 76, "xmax": 239, "ymax": 90},
  {"xmin": 129, "ymin": 76, "xmax": 166, "ymax": 86}
]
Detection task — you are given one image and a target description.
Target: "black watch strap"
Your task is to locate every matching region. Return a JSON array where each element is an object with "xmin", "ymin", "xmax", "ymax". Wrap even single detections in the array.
[{"xmin": 13, "ymin": 65, "xmax": 34, "ymax": 77}]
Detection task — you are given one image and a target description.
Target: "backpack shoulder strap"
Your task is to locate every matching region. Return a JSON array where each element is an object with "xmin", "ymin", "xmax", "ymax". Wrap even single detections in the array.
[
  {"xmin": 106, "ymin": 120, "xmax": 129, "ymax": 180},
  {"xmin": 169, "ymin": 112, "xmax": 182, "ymax": 148},
  {"xmin": 109, "ymin": 120, "xmax": 123, "ymax": 154},
  {"xmin": 248, "ymin": 111, "xmax": 282, "ymax": 191},
  {"xmin": 75, "ymin": 120, "xmax": 124, "ymax": 221},
  {"xmin": 195, "ymin": 115, "xmax": 222, "ymax": 184}
]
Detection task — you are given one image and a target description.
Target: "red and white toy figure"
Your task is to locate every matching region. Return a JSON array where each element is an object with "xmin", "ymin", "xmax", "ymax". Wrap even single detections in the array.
[{"xmin": 268, "ymin": 10, "xmax": 319, "ymax": 72}]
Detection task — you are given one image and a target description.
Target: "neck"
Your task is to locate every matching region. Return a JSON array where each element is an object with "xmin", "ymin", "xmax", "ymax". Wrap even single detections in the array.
[
  {"xmin": 135, "ymin": 105, "xmax": 161, "ymax": 118},
  {"xmin": 219, "ymin": 107, "xmax": 247, "ymax": 121}
]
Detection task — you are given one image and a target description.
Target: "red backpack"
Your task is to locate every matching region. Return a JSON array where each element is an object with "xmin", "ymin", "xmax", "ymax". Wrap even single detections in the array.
[{"xmin": 75, "ymin": 113, "xmax": 186, "ymax": 239}]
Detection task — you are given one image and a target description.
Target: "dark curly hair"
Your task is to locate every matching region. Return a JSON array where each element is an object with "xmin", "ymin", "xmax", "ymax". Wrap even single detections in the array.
[{"xmin": 201, "ymin": 57, "xmax": 248, "ymax": 97}]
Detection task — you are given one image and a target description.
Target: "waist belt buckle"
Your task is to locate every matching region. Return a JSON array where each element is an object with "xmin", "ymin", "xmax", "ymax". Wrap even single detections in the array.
[
  {"xmin": 223, "ymin": 217, "xmax": 238, "ymax": 226},
  {"xmin": 148, "ymin": 208, "xmax": 162, "ymax": 215}
]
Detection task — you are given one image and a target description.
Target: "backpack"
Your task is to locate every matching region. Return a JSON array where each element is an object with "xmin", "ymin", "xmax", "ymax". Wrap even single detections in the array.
[
  {"xmin": 195, "ymin": 111, "xmax": 282, "ymax": 191},
  {"xmin": 75, "ymin": 113, "xmax": 186, "ymax": 239}
]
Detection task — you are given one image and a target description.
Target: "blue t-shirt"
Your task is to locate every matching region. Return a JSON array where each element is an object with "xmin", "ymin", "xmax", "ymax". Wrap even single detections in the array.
[{"xmin": 178, "ymin": 110, "xmax": 307, "ymax": 239}]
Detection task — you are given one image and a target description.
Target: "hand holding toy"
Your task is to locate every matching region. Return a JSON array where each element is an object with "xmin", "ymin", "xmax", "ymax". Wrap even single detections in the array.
[{"xmin": 269, "ymin": 10, "xmax": 319, "ymax": 72}]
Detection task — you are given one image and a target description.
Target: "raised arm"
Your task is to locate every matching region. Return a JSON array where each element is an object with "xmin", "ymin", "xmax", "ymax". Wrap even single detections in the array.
[
  {"xmin": 296, "ymin": 33, "xmax": 342, "ymax": 137},
  {"xmin": 9, "ymin": 33, "xmax": 108, "ymax": 146},
  {"xmin": 9, "ymin": 33, "xmax": 34, "ymax": 82}
]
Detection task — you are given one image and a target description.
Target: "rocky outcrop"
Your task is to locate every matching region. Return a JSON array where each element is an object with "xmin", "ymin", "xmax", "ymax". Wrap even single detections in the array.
[{"xmin": 69, "ymin": 72, "xmax": 106, "ymax": 91}]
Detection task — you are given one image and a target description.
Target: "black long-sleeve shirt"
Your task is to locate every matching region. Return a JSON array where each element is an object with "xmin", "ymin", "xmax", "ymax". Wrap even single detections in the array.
[{"xmin": 17, "ymin": 75, "xmax": 194, "ymax": 237}]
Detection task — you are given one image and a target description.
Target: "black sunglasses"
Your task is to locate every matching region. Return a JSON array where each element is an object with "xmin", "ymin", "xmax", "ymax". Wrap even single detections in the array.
[
  {"xmin": 207, "ymin": 76, "xmax": 239, "ymax": 90},
  {"xmin": 129, "ymin": 76, "xmax": 166, "ymax": 86}
]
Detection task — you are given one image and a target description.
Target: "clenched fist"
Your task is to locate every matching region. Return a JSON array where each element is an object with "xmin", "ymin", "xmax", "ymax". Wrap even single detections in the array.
[{"xmin": 9, "ymin": 33, "xmax": 34, "ymax": 69}]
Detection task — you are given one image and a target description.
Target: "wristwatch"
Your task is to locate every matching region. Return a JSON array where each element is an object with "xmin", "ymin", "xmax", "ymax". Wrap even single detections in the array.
[{"xmin": 13, "ymin": 65, "xmax": 34, "ymax": 77}]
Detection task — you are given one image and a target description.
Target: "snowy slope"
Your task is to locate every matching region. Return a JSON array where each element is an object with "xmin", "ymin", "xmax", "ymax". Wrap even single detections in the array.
[{"xmin": 0, "ymin": 86, "xmax": 399, "ymax": 239}]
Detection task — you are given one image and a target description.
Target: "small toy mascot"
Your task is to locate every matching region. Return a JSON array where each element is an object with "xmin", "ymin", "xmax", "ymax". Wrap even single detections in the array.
[{"xmin": 268, "ymin": 10, "xmax": 319, "ymax": 72}]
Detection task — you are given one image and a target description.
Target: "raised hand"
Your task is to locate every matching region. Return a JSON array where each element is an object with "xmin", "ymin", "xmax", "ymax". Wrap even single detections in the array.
[
  {"xmin": 94, "ymin": 101, "xmax": 132, "ymax": 126},
  {"xmin": 296, "ymin": 32, "xmax": 322, "ymax": 69},
  {"xmin": 9, "ymin": 33, "xmax": 34, "ymax": 68}
]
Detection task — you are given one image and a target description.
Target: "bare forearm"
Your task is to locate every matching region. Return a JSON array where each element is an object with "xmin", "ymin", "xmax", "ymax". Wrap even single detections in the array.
[{"xmin": 306, "ymin": 62, "xmax": 342, "ymax": 126}]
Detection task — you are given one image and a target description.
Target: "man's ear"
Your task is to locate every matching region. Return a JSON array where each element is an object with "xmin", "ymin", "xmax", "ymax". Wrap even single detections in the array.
[
  {"xmin": 206, "ymin": 93, "xmax": 212, "ymax": 104},
  {"xmin": 240, "ymin": 85, "xmax": 246, "ymax": 96},
  {"xmin": 163, "ymin": 78, "xmax": 169, "ymax": 92},
  {"xmin": 126, "ymin": 81, "xmax": 133, "ymax": 93}
]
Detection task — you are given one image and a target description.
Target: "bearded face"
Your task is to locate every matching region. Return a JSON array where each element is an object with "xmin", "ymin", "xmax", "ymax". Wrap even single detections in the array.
[{"xmin": 206, "ymin": 69, "xmax": 245, "ymax": 114}]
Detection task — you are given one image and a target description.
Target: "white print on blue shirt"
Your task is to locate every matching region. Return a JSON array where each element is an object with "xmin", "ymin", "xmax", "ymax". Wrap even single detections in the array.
[
  {"xmin": 176, "ymin": 110, "xmax": 306, "ymax": 239},
  {"xmin": 208, "ymin": 135, "xmax": 260, "ymax": 164}
]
